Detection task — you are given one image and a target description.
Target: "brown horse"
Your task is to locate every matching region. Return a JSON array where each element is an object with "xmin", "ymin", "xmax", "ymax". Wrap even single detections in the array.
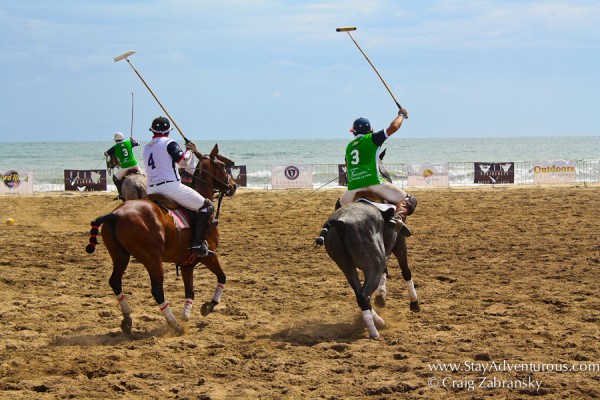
[{"xmin": 86, "ymin": 144, "xmax": 237, "ymax": 335}]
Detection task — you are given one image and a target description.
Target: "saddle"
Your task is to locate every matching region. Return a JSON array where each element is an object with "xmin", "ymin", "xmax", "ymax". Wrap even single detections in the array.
[
  {"xmin": 147, "ymin": 194, "xmax": 194, "ymax": 230},
  {"xmin": 355, "ymin": 197, "xmax": 396, "ymax": 223}
]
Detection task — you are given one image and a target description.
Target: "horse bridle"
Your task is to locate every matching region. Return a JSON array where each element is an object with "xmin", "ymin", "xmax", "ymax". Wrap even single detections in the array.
[{"xmin": 192, "ymin": 155, "xmax": 235, "ymax": 197}]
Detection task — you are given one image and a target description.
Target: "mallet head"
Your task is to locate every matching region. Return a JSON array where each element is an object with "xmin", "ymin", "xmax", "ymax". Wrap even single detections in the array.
[
  {"xmin": 336, "ymin": 26, "xmax": 357, "ymax": 32},
  {"xmin": 114, "ymin": 50, "xmax": 136, "ymax": 62}
]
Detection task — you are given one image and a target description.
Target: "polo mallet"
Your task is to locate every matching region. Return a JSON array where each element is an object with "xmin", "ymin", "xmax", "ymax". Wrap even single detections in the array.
[
  {"xmin": 336, "ymin": 27, "xmax": 406, "ymax": 117},
  {"xmin": 114, "ymin": 50, "xmax": 190, "ymax": 142},
  {"xmin": 129, "ymin": 90, "xmax": 134, "ymax": 139}
]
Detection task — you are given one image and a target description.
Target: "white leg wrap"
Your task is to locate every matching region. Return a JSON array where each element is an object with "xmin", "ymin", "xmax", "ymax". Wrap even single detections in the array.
[
  {"xmin": 116, "ymin": 292, "xmax": 131, "ymax": 315},
  {"xmin": 182, "ymin": 298, "xmax": 193, "ymax": 321},
  {"xmin": 371, "ymin": 308, "xmax": 386, "ymax": 329},
  {"xmin": 159, "ymin": 301, "xmax": 177, "ymax": 327},
  {"xmin": 362, "ymin": 310, "xmax": 380, "ymax": 339},
  {"xmin": 405, "ymin": 279, "xmax": 418, "ymax": 302},
  {"xmin": 212, "ymin": 283, "xmax": 224, "ymax": 304},
  {"xmin": 377, "ymin": 273, "xmax": 387, "ymax": 298}
]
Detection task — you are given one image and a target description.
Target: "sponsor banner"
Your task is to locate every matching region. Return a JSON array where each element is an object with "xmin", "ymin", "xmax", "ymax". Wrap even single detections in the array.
[
  {"xmin": 64, "ymin": 170, "xmax": 107, "ymax": 191},
  {"xmin": 408, "ymin": 163, "xmax": 449, "ymax": 187},
  {"xmin": 474, "ymin": 162, "xmax": 514, "ymax": 184},
  {"xmin": 1, "ymin": 170, "xmax": 33, "ymax": 194},
  {"xmin": 271, "ymin": 164, "xmax": 313, "ymax": 189},
  {"xmin": 229, "ymin": 165, "xmax": 248, "ymax": 187},
  {"xmin": 533, "ymin": 160, "xmax": 576, "ymax": 184},
  {"xmin": 338, "ymin": 164, "xmax": 348, "ymax": 186}
]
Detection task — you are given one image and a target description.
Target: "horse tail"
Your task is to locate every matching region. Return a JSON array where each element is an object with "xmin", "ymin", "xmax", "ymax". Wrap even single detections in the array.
[
  {"xmin": 315, "ymin": 220, "xmax": 345, "ymax": 246},
  {"xmin": 315, "ymin": 222, "xmax": 330, "ymax": 246},
  {"xmin": 85, "ymin": 213, "xmax": 118, "ymax": 254}
]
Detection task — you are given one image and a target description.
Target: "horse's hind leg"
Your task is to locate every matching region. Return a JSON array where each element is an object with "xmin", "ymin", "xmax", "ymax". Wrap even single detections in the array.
[
  {"xmin": 339, "ymin": 261, "xmax": 384, "ymax": 339},
  {"xmin": 393, "ymin": 236, "xmax": 420, "ymax": 312},
  {"xmin": 199, "ymin": 257, "xmax": 226, "ymax": 317},
  {"xmin": 138, "ymin": 257, "xmax": 183, "ymax": 335},
  {"xmin": 103, "ymin": 225, "xmax": 135, "ymax": 335}
]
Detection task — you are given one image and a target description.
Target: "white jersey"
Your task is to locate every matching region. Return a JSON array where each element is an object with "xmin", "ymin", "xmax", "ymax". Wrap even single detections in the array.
[{"xmin": 143, "ymin": 136, "xmax": 188, "ymax": 186}]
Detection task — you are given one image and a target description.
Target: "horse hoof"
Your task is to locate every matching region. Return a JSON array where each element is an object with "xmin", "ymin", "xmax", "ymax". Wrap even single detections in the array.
[
  {"xmin": 374, "ymin": 295, "xmax": 386, "ymax": 308},
  {"xmin": 409, "ymin": 301, "xmax": 421, "ymax": 312},
  {"xmin": 200, "ymin": 302, "xmax": 214, "ymax": 317},
  {"xmin": 174, "ymin": 325, "xmax": 185, "ymax": 336},
  {"xmin": 121, "ymin": 315, "xmax": 132, "ymax": 335}
]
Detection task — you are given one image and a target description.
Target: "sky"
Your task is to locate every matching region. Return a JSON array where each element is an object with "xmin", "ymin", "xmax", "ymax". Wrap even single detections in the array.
[{"xmin": 1, "ymin": 0, "xmax": 599, "ymax": 142}]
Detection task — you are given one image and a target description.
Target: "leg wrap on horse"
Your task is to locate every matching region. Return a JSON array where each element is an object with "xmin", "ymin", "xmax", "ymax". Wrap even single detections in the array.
[
  {"xmin": 362, "ymin": 309, "xmax": 380, "ymax": 339},
  {"xmin": 116, "ymin": 292, "xmax": 132, "ymax": 315},
  {"xmin": 159, "ymin": 301, "xmax": 177, "ymax": 327},
  {"xmin": 190, "ymin": 211, "xmax": 210, "ymax": 255},
  {"xmin": 212, "ymin": 283, "xmax": 224, "ymax": 304},
  {"xmin": 405, "ymin": 279, "xmax": 418, "ymax": 302},
  {"xmin": 182, "ymin": 298, "xmax": 193, "ymax": 321}
]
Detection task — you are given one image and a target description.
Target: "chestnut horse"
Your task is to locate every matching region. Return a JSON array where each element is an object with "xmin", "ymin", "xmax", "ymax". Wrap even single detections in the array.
[{"xmin": 86, "ymin": 144, "xmax": 237, "ymax": 334}]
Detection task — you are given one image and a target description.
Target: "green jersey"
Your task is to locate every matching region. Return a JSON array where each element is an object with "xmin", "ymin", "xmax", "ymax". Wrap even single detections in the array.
[
  {"xmin": 107, "ymin": 139, "xmax": 139, "ymax": 169},
  {"xmin": 345, "ymin": 133, "xmax": 385, "ymax": 190}
]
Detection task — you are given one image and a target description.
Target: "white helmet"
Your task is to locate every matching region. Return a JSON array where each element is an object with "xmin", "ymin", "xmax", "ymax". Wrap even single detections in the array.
[{"xmin": 113, "ymin": 132, "xmax": 125, "ymax": 142}]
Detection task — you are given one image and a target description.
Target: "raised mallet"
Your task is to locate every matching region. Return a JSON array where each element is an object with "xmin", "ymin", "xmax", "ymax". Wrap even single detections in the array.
[
  {"xmin": 336, "ymin": 27, "xmax": 406, "ymax": 116},
  {"xmin": 114, "ymin": 50, "xmax": 190, "ymax": 142}
]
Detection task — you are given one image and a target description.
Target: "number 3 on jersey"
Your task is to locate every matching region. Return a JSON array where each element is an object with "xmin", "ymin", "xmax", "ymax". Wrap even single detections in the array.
[
  {"xmin": 147, "ymin": 153, "xmax": 156, "ymax": 169},
  {"xmin": 350, "ymin": 149, "xmax": 360, "ymax": 165}
]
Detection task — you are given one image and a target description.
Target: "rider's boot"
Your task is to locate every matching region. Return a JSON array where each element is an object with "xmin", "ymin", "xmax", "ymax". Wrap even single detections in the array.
[
  {"xmin": 113, "ymin": 176, "xmax": 124, "ymax": 201},
  {"xmin": 190, "ymin": 211, "xmax": 211, "ymax": 256},
  {"xmin": 390, "ymin": 194, "xmax": 418, "ymax": 237}
]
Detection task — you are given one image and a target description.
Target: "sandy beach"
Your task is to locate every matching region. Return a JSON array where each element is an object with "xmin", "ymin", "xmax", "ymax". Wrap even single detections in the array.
[{"xmin": 0, "ymin": 185, "xmax": 599, "ymax": 399}]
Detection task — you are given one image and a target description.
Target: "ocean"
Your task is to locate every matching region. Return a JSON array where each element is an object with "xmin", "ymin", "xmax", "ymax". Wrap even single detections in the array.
[{"xmin": 1, "ymin": 136, "xmax": 599, "ymax": 190}]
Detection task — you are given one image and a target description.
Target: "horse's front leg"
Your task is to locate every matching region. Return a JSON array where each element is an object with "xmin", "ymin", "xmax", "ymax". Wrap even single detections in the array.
[
  {"xmin": 374, "ymin": 267, "xmax": 388, "ymax": 308},
  {"xmin": 200, "ymin": 256, "xmax": 226, "ymax": 317},
  {"xmin": 393, "ymin": 236, "xmax": 420, "ymax": 312},
  {"xmin": 180, "ymin": 265, "xmax": 195, "ymax": 322}
]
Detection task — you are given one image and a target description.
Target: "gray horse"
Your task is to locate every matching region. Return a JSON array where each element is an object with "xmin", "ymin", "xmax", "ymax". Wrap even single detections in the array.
[
  {"xmin": 316, "ymin": 156, "xmax": 419, "ymax": 339},
  {"xmin": 121, "ymin": 173, "xmax": 148, "ymax": 201}
]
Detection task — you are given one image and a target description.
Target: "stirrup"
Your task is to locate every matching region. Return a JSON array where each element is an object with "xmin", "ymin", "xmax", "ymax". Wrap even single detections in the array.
[
  {"xmin": 189, "ymin": 240, "xmax": 210, "ymax": 256},
  {"xmin": 390, "ymin": 218, "xmax": 412, "ymax": 237}
]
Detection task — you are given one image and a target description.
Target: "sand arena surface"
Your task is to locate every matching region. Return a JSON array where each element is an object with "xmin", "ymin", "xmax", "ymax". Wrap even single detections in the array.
[{"xmin": 0, "ymin": 186, "xmax": 599, "ymax": 399}]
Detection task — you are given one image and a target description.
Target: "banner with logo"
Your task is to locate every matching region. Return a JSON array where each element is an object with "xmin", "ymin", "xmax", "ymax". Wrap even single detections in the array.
[
  {"xmin": 64, "ymin": 170, "xmax": 107, "ymax": 191},
  {"xmin": 408, "ymin": 163, "xmax": 449, "ymax": 187},
  {"xmin": 474, "ymin": 162, "xmax": 514, "ymax": 184},
  {"xmin": 532, "ymin": 161, "xmax": 576, "ymax": 184},
  {"xmin": 1, "ymin": 170, "xmax": 33, "ymax": 194},
  {"xmin": 338, "ymin": 164, "xmax": 348, "ymax": 186},
  {"xmin": 229, "ymin": 165, "xmax": 248, "ymax": 187},
  {"xmin": 271, "ymin": 164, "xmax": 313, "ymax": 189}
]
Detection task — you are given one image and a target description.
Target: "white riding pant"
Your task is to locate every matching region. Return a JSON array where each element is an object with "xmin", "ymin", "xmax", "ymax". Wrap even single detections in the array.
[
  {"xmin": 114, "ymin": 165, "xmax": 141, "ymax": 180},
  {"xmin": 340, "ymin": 181, "xmax": 408, "ymax": 207},
  {"xmin": 147, "ymin": 181, "xmax": 207, "ymax": 212}
]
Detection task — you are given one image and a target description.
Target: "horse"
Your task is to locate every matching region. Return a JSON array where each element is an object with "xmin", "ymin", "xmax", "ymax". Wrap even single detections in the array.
[
  {"xmin": 121, "ymin": 172, "xmax": 148, "ymax": 200},
  {"xmin": 316, "ymin": 150, "xmax": 419, "ymax": 339},
  {"xmin": 86, "ymin": 143, "xmax": 237, "ymax": 335}
]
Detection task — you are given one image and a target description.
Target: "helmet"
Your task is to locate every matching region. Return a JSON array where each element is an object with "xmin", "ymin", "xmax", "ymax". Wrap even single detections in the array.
[
  {"xmin": 150, "ymin": 116, "xmax": 172, "ymax": 134},
  {"xmin": 350, "ymin": 117, "xmax": 372, "ymax": 134},
  {"xmin": 113, "ymin": 132, "xmax": 125, "ymax": 142}
]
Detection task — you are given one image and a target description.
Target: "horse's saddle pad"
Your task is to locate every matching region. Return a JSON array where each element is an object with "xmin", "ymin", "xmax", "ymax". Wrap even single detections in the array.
[{"xmin": 357, "ymin": 198, "xmax": 396, "ymax": 213}]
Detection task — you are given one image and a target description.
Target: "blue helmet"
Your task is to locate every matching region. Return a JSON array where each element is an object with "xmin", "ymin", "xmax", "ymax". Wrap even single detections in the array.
[{"xmin": 351, "ymin": 117, "xmax": 372, "ymax": 134}]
